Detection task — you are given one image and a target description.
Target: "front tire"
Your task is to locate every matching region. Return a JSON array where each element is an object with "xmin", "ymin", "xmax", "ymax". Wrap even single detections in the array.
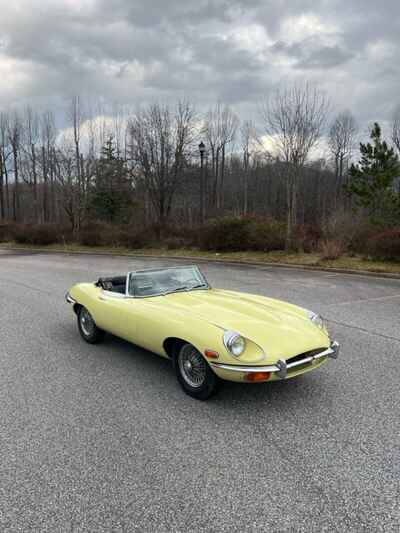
[
  {"xmin": 77, "ymin": 306, "xmax": 105, "ymax": 344},
  {"xmin": 173, "ymin": 343, "xmax": 220, "ymax": 400}
]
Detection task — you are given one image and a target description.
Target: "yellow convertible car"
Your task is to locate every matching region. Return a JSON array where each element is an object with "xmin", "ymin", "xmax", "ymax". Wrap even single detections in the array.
[{"xmin": 66, "ymin": 265, "xmax": 339, "ymax": 400}]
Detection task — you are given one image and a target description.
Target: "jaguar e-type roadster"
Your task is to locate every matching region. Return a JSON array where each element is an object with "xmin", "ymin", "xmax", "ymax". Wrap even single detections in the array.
[{"xmin": 66, "ymin": 265, "xmax": 339, "ymax": 400}]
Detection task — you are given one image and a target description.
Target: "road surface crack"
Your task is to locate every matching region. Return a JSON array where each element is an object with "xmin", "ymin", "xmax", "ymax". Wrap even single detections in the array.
[{"xmin": 327, "ymin": 318, "xmax": 400, "ymax": 343}]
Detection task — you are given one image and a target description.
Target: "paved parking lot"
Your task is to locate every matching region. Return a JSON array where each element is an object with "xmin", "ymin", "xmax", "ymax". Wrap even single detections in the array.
[{"xmin": 0, "ymin": 250, "xmax": 399, "ymax": 532}]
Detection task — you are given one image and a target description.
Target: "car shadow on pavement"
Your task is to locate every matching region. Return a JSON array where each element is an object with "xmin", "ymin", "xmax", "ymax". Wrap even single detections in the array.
[{"xmin": 97, "ymin": 333, "xmax": 331, "ymax": 412}]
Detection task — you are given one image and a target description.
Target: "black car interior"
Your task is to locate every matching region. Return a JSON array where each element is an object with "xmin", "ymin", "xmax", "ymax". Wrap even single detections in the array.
[
  {"xmin": 96, "ymin": 271, "xmax": 195, "ymax": 297},
  {"xmin": 96, "ymin": 276, "xmax": 126, "ymax": 294}
]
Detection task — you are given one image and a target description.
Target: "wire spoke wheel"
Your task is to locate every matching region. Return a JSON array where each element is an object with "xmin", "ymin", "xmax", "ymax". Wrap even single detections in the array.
[
  {"xmin": 80, "ymin": 308, "xmax": 95, "ymax": 337},
  {"xmin": 77, "ymin": 306, "xmax": 105, "ymax": 344},
  {"xmin": 178, "ymin": 344, "xmax": 207, "ymax": 388}
]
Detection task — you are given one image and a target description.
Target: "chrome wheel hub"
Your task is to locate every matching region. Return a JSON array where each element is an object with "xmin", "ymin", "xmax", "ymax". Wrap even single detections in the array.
[
  {"xmin": 178, "ymin": 345, "xmax": 206, "ymax": 388},
  {"xmin": 80, "ymin": 308, "xmax": 94, "ymax": 337}
]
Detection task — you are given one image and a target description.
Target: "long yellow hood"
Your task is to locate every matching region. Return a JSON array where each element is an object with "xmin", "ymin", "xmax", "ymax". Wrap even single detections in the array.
[{"xmin": 157, "ymin": 288, "xmax": 330, "ymax": 360}]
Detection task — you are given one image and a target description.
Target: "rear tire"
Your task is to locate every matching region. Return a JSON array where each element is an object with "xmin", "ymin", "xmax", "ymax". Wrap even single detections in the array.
[
  {"xmin": 77, "ymin": 306, "xmax": 105, "ymax": 344},
  {"xmin": 173, "ymin": 343, "xmax": 220, "ymax": 400}
]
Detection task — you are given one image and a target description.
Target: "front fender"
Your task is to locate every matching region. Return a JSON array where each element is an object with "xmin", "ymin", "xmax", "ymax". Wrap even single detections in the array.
[{"xmin": 68, "ymin": 283, "xmax": 103, "ymax": 323}]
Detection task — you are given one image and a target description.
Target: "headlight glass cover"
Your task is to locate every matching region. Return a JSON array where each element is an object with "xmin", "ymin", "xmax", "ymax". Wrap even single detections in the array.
[
  {"xmin": 223, "ymin": 331, "xmax": 246, "ymax": 357},
  {"xmin": 309, "ymin": 312, "xmax": 326, "ymax": 330}
]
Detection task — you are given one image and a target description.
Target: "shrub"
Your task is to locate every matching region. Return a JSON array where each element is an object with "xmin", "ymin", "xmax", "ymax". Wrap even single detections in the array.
[
  {"xmin": 366, "ymin": 228, "xmax": 400, "ymax": 261},
  {"xmin": 79, "ymin": 223, "xmax": 122, "ymax": 247},
  {"xmin": 320, "ymin": 239, "xmax": 345, "ymax": 260},
  {"xmin": 117, "ymin": 223, "xmax": 195, "ymax": 249},
  {"xmin": 79, "ymin": 226, "xmax": 105, "ymax": 247},
  {"xmin": 199, "ymin": 216, "xmax": 286, "ymax": 252},
  {"xmin": 162, "ymin": 236, "xmax": 189, "ymax": 250},
  {"xmin": 163, "ymin": 225, "xmax": 199, "ymax": 248},
  {"xmin": 0, "ymin": 223, "xmax": 17, "ymax": 242},
  {"xmin": 57, "ymin": 227, "xmax": 74, "ymax": 244},
  {"xmin": 199, "ymin": 217, "xmax": 254, "ymax": 251},
  {"xmin": 33, "ymin": 225, "xmax": 63, "ymax": 245},
  {"xmin": 250, "ymin": 220, "xmax": 286, "ymax": 252},
  {"xmin": 118, "ymin": 229, "xmax": 149, "ymax": 249},
  {"xmin": 293, "ymin": 224, "xmax": 323, "ymax": 252},
  {"xmin": 78, "ymin": 222, "xmax": 154, "ymax": 248},
  {"xmin": 14, "ymin": 224, "xmax": 61, "ymax": 245},
  {"xmin": 346, "ymin": 224, "xmax": 378, "ymax": 255},
  {"xmin": 13, "ymin": 228, "xmax": 30, "ymax": 244}
]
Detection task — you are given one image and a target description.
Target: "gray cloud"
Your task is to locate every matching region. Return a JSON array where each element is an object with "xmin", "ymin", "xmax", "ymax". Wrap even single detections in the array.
[
  {"xmin": 272, "ymin": 39, "xmax": 354, "ymax": 69},
  {"xmin": 0, "ymin": 0, "xmax": 399, "ymax": 130}
]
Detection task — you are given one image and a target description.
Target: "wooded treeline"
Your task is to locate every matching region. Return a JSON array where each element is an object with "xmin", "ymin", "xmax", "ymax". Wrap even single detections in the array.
[{"xmin": 1, "ymin": 84, "xmax": 400, "ymax": 248}]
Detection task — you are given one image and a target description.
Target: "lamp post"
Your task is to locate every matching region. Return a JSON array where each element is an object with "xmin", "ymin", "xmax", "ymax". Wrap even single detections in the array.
[{"xmin": 198, "ymin": 141, "xmax": 206, "ymax": 224}]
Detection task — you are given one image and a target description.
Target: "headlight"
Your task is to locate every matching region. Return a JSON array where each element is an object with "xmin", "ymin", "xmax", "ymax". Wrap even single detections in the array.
[
  {"xmin": 223, "ymin": 331, "xmax": 246, "ymax": 357},
  {"xmin": 309, "ymin": 312, "xmax": 326, "ymax": 330}
]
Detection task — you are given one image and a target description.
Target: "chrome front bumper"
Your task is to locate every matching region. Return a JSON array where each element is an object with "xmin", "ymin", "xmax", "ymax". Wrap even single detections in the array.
[
  {"xmin": 210, "ymin": 341, "xmax": 339, "ymax": 379},
  {"xmin": 65, "ymin": 292, "xmax": 76, "ymax": 304}
]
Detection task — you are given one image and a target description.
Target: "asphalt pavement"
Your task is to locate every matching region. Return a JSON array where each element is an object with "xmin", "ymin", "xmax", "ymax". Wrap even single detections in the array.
[{"xmin": 0, "ymin": 250, "xmax": 399, "ymax": 532}]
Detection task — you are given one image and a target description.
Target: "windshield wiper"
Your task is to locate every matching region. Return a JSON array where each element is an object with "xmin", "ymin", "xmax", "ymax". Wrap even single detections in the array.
[
  {"xmin": 162, "ymin": 284, "xmax": 207, "ymax": 296},
  {"xmin": 174, "ymin": 284, "xmax": 208, "ymax": 291},
  {"xmin": 161, "ymin": 286, "xmax": 189, "ymax": 296}
]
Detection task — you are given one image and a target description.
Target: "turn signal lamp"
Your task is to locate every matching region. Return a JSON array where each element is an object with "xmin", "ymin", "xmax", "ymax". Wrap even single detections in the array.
[{"xmin": 246, "ymin": 372, "xmax": 271, "ymax": 382}]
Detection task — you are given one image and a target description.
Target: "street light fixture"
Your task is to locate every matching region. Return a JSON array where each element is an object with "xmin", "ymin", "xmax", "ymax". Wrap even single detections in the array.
[{"xmin": 198, "ymin": 142, "xmax": 206, "ymax": 224}]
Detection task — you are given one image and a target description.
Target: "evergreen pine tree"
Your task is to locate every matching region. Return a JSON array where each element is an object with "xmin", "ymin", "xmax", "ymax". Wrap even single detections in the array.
[
  {"xmin": 91, "ymin": 136, "xmax": 132, "ymax": 223},
  {"xmin": 348, "ymin": 122, "xmax": 400, "ymax": 224}
]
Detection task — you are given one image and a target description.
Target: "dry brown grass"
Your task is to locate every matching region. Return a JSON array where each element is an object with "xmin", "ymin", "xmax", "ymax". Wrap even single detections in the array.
[
  {"xmin": 320, "ymin": 239, "xmax": 345, "ymax": 260},
  {"xmin": 1, "ymin": 242, "xmax": 400, "ymax": 275}
]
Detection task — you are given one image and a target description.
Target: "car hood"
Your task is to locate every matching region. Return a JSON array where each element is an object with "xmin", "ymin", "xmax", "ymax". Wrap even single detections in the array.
[{"xmin": 158, "ymin": 288, "xmax": 329, "ymax": 359}]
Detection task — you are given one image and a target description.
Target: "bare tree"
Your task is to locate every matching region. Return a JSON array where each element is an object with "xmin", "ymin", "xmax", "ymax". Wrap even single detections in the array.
[
  {"xmin": 22, "ymin": 106, "xmax": 40, "ymax": 222},
  {"xmin": 67, "ymin": 96, "xmax": 85, "ymax": 229},
  {"xmin": 53, "ymin": 137, "xmax": 80, "ymax": 230},
  {"xmin": 392, "ymin": 106, "xmax": 400, "ymax": 154},
  {"xmin": 0, "ymin": 146, "xmax": 3, "ymax": 220},
  {"xmin": 328, "ymin": 110, "xmax": 357, "ymax": 204},
  {"xmin": 40, "ymin": 111, "xmax": 57, "ymax": 222},
  {"xmin": 112, "ymin": 102, "xmax": 127, "ymax": 158},
  {"xmin": 202, "ymin": 104, "xmax": 239, "ymax": 209},
  {"xmin": 128, "ymin": 101, "xmax": 196, "ymax": 228},
  {"xmin": 262, "ymin": 84, "xmax": 330, "ymax": 248},
  {"xmin": 240, "ymin": 120, "xmax": 259, "ymax": 215},
  {"xmin": 0, "ymin": 94, "xmax": 368, "ymax": 236},
  {"xmin": 0, "ymin": 112, "xmax": 11, "ymax": 219},
  {"xmin": 8, "ymin": 111, "xmax": 23, "ymax": 221}
]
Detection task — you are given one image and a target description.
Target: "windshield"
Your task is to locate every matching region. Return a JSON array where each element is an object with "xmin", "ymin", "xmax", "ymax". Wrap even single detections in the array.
[{"xmin": 127, "ymin": 266, "xmax": 209, "ymax": 297}]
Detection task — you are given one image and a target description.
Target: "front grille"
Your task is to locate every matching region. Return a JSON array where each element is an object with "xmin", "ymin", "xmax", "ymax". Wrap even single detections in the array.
[
  {"xmin": 286, "ymin": 348, "xmax": 326, "ymax": 365},
  {"xmin": 285, "ymin": 348, "xmax": 327, "ymax": 374}
]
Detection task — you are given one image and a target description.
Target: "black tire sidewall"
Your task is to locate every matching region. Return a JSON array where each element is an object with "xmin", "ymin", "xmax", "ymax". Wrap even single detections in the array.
[
  {"xmin": 77, "ymin": 307, "xmax": 104, "ymax": 344},
  {"xmin": 173, "ymin": 343, "xmax": 219, "ymax": 400}
]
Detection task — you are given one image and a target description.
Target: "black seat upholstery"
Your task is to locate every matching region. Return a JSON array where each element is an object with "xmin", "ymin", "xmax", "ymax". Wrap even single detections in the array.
[
  {"xmin": 96, "ymin": 276, "xmax": 126, "ymax": 294},
  {"xmin": 113, "ymin": 284, "xmax": 126, "ymax": 294}
]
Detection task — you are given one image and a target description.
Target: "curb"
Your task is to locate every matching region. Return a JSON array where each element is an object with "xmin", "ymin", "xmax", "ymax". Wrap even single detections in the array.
[{"xmin": 2, "ymin": 245, "xmax": 400, "ymax": 281}]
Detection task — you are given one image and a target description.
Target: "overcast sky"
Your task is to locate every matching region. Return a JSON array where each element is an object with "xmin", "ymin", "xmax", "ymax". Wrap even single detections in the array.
[{"xmin": 1, "ymin": 0, "xmax": 399, "ymax": 134}]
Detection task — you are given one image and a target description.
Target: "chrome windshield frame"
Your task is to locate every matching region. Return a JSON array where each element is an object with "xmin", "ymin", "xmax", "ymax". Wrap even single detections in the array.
[{"xmin": 126, "ymin": 265, "xmax": 210, "ymax": 298}]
